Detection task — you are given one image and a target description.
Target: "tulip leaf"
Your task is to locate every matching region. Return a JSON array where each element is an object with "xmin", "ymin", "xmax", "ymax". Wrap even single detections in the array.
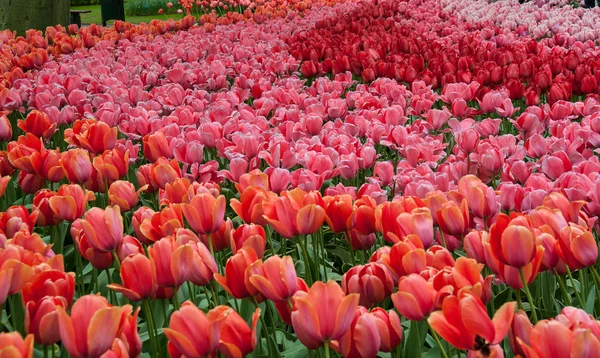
[
  {"xmin": 423, "ymin": 345, "xmax": 441, "ymax": 358},
  {"xmin": 585, "ymin": 288, "xmax": 596, "ymax": 314},
  {"xmin": 280, "ymin": 339, "xmax": 308, "ymax": 358},
  {"xmin": 540, "ymin": 271, "xmax": 557, "ymax": 316},
  {"xmin": 403, "ymin": 320, "xmax": 428, "ymax": 358}
]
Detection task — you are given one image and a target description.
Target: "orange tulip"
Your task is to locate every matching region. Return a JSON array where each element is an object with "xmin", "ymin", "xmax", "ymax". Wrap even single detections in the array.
[
  {"xmin": 49, "ymin": 184, "xmax": 96, "ymax": 222},
  {"xmin": 0, "ymin": 175, "xmax": 10, "ymax": 200},
  {"xmin": 336, "ymin": 306, "xmax": 381, "ymax": 358},
  {"xmin": 230, "ymin": 186, "xmax": 273, "ymax": 226},
  {"xmin": 182, "ymin": 193, "xmax": 226, "ymax": 236},
  {"xmin": 17, "ymin": 110, "xmax": 56, "ymax": 140},
  {"xmin": 30, "ymin": 149, "xmax": 64, "ymax": 182},
  {"xmin": 0, "ymin": 258, "xmax": 35, "ymax": 305},
  {"xmin": 0, "ymin": 332, "xmax": 34, "ymax": 358},
  {"xmin": 65, "ymin": 119, "xmax": 117, "ymax": 154},
  {"xmin": 115, "ymin": 308, "xmax": 142, "ymax": 358},
  {"xmin": 77, "ymin": 206, "xmax": 124, "ymax": 253},
  {"xmin": 230, "ymin": 224, "xmax": 266, "ymax": 258},
  {"xmin": 148, "ymin": 236, "xmax": 193, "ymax": 288},
  {"xmin": 391, "ymin": 274, "xmax": 438, "ymax": 321},
  {"xmin": 60, "ymin": 148, "xmax": 92, "ymax": 184},
  {"xmin": 291, "ymin": 280, "xmax": 359, "ymax": 349},
  {"xmin": 341, "ymin": 263, "xmax": 395, "ymax": 308},
  {"xmin": 131, "ymin": 206, "xmax": 155, "ymax": 244},
  {"xmin": 262, "ymin": 189, "xmax": 326, "ymax": 238},
  {"xmin": 199, "ymin": 218, "xmax": 232, "ymax": 253},
  {"xmin": 483, "ymin": 235, "xmax": 544, "ymax": 289},
  {"xmin": 423, "ymin": 191, "xmax": 448, "ymax": 226},
  {"xmin": 437, "ymin": 199, "xmax": 470, "ymax": 237},
  {"xmin": 89, "ymin": 148, "xmax": 130, "ymax": 192},
  {"xmin": 7, "ymin": 133, "xmax": 45, "ymax": 174},
  {"xmin": 107, "ymin": 253, "xmax": 157, "ymax": 301},
  {"xmin": 323, "ymin": 194, "xmax": 356, "ymax": 233},
  {"xmin": 457, "ymin": 175, "xmax": 498, "ymax": 219},
  {"xmin": 215, "ymin": 247, "xmax": 260, "ymax": 299},
  {"xmin": 209, "ymin": 306, "xmax": 260, "ymax": 358},
  {"xmin": 116, "ymin": 235, "xmax": 144, "ymax": 261},
  {"xmin": 164, "ymin": 301, "xmax": 223, "ymax": 358},
  {"xmin": 17, "ymin": 171, "xmax": 44, "ymax": 194},
  {"xmin": 108, "ymin": 180, "xmax": 146, "ymax": 212},
  {"xmin": 248, "ymin": 255, "xmax": 299, "ymax": 302},
  {"xmin": 370, "ymin": 308, "xmax": 403, "ymax": 352},
  {"xmin": 428, "ymin": 292, "xmax": 515, "ymax": 352},
  {"xmin": 173, "ymin": 233, "xmax": 219, "ymax": 287},
  {"xmin": 136, "ymin": 164, "xmax": 158, "ymax": 193},
  {"xmin": 0, "ymin": 151, "xmax": 15, "ymax": 177},
  {"xmin": 394, "ymin": 208, "xmax": 434, "ymax": 248},
  {"xmin": 382, "ymin": 235, "xmax": 427, "ymax": 280},
  {"xmin": 159, "ymin": 178, "xmax": 220, "ymax": 206},
  {"xmin": 489, "ymin": 213, "xmax": 537, "ymax": 268},
  {"xmin": 143, "ymin": 132, "xmax": 173, "ymax": 163},
  {"xmin": 431, "ymin": 257, "xmax": 493, "ymax": 304},
  {"xmin": 138, "ymin": 204, "xmax": 184, "ymax": 244},
  {"xmin": 0, "ymin": 205, "xmax": 38, "ymax": 239},
  {"xmin": 56, "ymin": 295, "xmax": 133, "ymax": 358},
  {"xmin": 149, "ymin": 157, "xmax": 182, "ymax": 190}
]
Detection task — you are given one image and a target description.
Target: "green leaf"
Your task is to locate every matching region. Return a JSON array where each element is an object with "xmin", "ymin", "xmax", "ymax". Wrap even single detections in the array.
[
  {"xmin": 423, "ymin": 345, "xmax": 441, "ymax": 358},
  {"xmin": 540, "ymin": 272, "xmax": 557, "ymax": 315},
  {"xmin": 403, "ymin": 320, "xmax": 428, "ymax": 358},
  {"xmin": 585, "ymin": 288, "xmax": 596, "ymax": 314},
  {"xmin": 280, "ymin": 340, "xmax": 308, "ymax": 358}
]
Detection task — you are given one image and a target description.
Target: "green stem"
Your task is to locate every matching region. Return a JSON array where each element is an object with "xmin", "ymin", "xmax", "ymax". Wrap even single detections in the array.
[
  {"xmin": 111, "ymin": 251, "xmax": 121, "ymax": 272},
  {"xmin": 554, "ymin": 270, "xmax": 572, "ymax": 306},
  {"xmin": 143, "ymin": 299, "xmax": 159, "ymax": 358},
  {"xmin": 429, "ymin": 325, "xmax": 450, "ymax": 358},
  {"xmin": 172, "ymin": 286, "xmax": 180, "ymax": 310},
  {"xmin": 324, "ymin": 341, "xmax": 331, "ymax": 358},
  {"xmin": 253, "ymin": 297, "xmax": 274, "ymax": 357},
  {"xmin": 566, "ymin": 266, "xmax": 584, "ymax": 309},
  {"xmin": 297, "ymin": 237, "xmax": 313, "ymax": 285},
  {"xmin": 516, "ymin": 289, "xmax": 524, "ymax": 311},
  {"xmin": 519, "ymin": 268, "xmax": 538, "ymax": 323}
]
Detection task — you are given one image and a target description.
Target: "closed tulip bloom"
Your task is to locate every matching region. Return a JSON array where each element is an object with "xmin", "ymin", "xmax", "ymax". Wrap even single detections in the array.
[
  {"xmin": 215, "ymin": 247, "xmax": 260, "ymax": 299},
  {"xmin": 49, "ymin": 184, "xmax": 96, "ymax": 222},
  {"xmin": 341, "ymin": 263, "xmax": 395, "ymax": 308},
  {"xmin": 0, "ymin": 332, "xmax": 34, "ymax": 358},
  {"xmin": 33, "ymin": 190, "xmax": 61, "ymax": 227},
  {"xmin": 209, "ymin": 306, "xmax": 260, "ymax": 358},
  {"xmin": 231, "ymin": 224, "xmax": 266, "ymax": 259},
  {"xmin": 370, "ymin": 308, "xmax": 403, "ymax": 352},
  {"xmin": 0, "ymin": 114, "xmax": 12, "ymax": 141},
  {"xmin": 150, "ymin": 158, "xmax": 182, "ymax": 190},
  {"xmin": 182, "ymin": 193, "xmax": 226, "ymax": 235},
  {"xmin": 483, "ymin": 237, "xmax": 544, "ymax": 290},
  {"xmin": 394, "ymin": 208, "xmax": 434, "ymax": 248},
  {"xmin": 291, "ymin": 280, "xmax": 359, "ymax": 349},
  {"xmin": 489, "ymin": 213, "xmax": 537, "ymax": 268},
  {"xmin": 149, "ymin": 236, "xmax": 193, "ymax": 288},
  {"xmin": 457, "ymin": 175, "xmax": 498, "ymax": 219},
  {"xmin": 117, "ymin": 308, "xmax": 142, "ymax": 358},
  {"xmin": 437, "ymin": 199, "xmax": 470, "ymax": 237},
  {"xmin": 248, "ymin": 255, "xmax": 298, "ymax": 302},
  {"xmin": 375, "ymin": 201, "xmax": 406, "ymax": 244},
  {"xmin": 131, "ymin": 206, "xmax": 155, "ymax": 244},
  {"xmin": 108, "ymin": 181, "xmax": 146, "ymax": 212},
  {"xmin": 18, "ymin": 110, "xmax": 56, "ymax": 140},
  {"xmin": 107, "ymin": 253, "xmax": 157, "ymax": 301},
  {"xmin": 164, "ymin": 301, "xmax": 223, "ymax": 358},
  {"xmin": 60, "ymin": 148, "xmax": 92, "ymax": 184},
  {"xmin": 391, "ymin": 274, "xmax": 437, "ymax": 321},
  {"xmin": 31, "ymin": 149, "xmax": 64, "ymax": 182},
  {"xmin": 337, "ymin": 307, "xmax": 381, "ymax": 358},
  {"xmin": 70, "ymin": 221, "xmax": 114, "ymax": 270},
  {"xmin": 186, "ymin": 241, "xmax": 218, "ymax": 287},
  {"xmin": 116, "ymin": 235, "xmax": 144, "ymax": 261},
  {"xmin": 347, "ymin": 230, "xmax": 377, "ymax": 251},
  {"xmin": 324, "ymin": 194, "xmax": 356, "ymax": 234},
  {"xmin": 558, "ymin": 223, "xmax": 598, "ymax": 270},
  {"xmin": 57, "ymin": 295, "xmax": 133, "ymax": 358},
  {"xmin": 509, "ymin": 310, "xmax": 532, "ymax": 356},
  {"xmin": 143, "ymin": 132, "xmax": 173, "ymax": 163},
  {"xmin": 79, "ymin": 206, "xmax": 124, "ymax": 253},
  {"xmin": 0, "ymin": 205, "xmax": 38, "ymax": 239},
  {"xmin": 21, "ymin": 270, "xmax": 75, "ymax": 308},
  {"xmin": 383, "ymin": 235, "xmax": 427, "ymax": 279},
  {"xmin": 428, "ymin": 293, "xmax": 515, "ymax": 352},
  {"xmin": 354, "ymin": 196, "xmax": 377, "ymax": 235},
  {"xmin": 262, "ymin": 190, "xmax": 326, "ymax": 238},
  {"xmin": 24, "ymin": 296, "xmax": 65, "ymax": 345}
]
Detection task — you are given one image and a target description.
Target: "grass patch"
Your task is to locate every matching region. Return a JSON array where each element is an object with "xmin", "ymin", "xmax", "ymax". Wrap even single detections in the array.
[{"xmin": 71, "ymin": 4, "xmax": 179, "ymax": 25}]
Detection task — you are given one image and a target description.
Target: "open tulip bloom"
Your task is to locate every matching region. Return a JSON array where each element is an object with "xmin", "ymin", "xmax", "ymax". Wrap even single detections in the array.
[{"xmin": 4, "ymin": 0, "xmax": 600, "ymax": 356}]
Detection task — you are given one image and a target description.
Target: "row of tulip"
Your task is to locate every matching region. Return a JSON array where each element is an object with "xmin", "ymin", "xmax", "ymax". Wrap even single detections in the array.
[{"xmin": 1, "ymin": 0, "xmax": 600, "ymax": 356}]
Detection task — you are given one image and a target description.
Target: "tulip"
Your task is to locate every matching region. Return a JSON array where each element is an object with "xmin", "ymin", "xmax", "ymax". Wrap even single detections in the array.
[
  {"xmin": 370, "ymin": 308, "xmax": 403, "ymax": 352},
  {"xmin": 214, "ymin": 247, "xmax": 260, "ymax": 300},
  {"xmin": 391, "ymin": 274, "xmax": 438, "ymax": 321},
  {"xmin": 230, "ymin": 224, "xmax": 266, "ymax": 259},
  {"xmin": 0, "ymin": 175, "xmax": 10, "ymax": 200},
  {"xmin": 337, "ymin": 307, "xmax": 381, "ymax": 358},
  {"xmin": 118, "ymin": 308, "xmax": 142, "ymax": 358},
  {"xmin": 199, "ymin": 218, "xmax": 232, "ymax": 253},
  {"xmin": 208, "ymin": 306, "xmax": 260, "ymax": 358},
  {"xmin": 148, "ymin": 236, "xmax": 193, "ymax": 288},
  {"xmin": 143, "ymin": 132, "xmax": 173, "ymax": 163},
  {"xmin": 0, "ymin": 332, "xmax": 34, "ymax": 358},
  {"xmin": 509, "ymin": 310, "xmax": 532, "ymax": 356},
  {"xmin": 108, "ymin": 180, "xmax": 146, "ymax": 212},
  {"xmin": 116, "ymin": 235, "xmax": 144, "ymax": 261},
  {"xmin": 347, "ymin": 230, "xmax": 377, "ymax": 251},
  {"xmin": 163, "ymin": 301, "xmax": 222, "ymax": 358},
  {"xmin": 78, "ymin": 206, "xmax": 124, "ymax": 253},
  {"xmin": 291, "ymin": 280, "xmax": 359, "ymax": 349},
  {"xmin": 107, "ymin": 253, "xmax": 157, "ymax": 301},
  {"xmin": 230, "ymin": 186, "xmax": 273, "ymax": 226},
  {"xmin": 489, "ymin": 213, "xmax": 537, "ymax": 268},
  {"xmin": 138, "ymin": 204, "xmax": 184, "ymax": 244},
  {"xmin": 518, "ymin": 319, "xmax": 600, "ymax": 358},
  {"xmin": 65, "ymin": 119, "xmax": 117, "ymax": 154},
  {"xmin": 180, "ymin": 239, "xmax": 218, "ymax": 287},
  {"xmin": 323, "ymin": 194, "xmax": 356, "ymax": 234},
  {"xmin": 0, "ymin": 114, "xmax": 12, "ymax": 141},
  {"xmin": 375, "ymin": 201, "xmax": 406, "ymax": 244},
  {"xmin": 437, "ymin": 199, "xmax": 470, "ymax": 238},
  {"xmin": 428, "ymin": 292, "xmax": 515, "ymax": 352},
  {"xmin": 60, "ymin": 148, "xmax": 92, "ymax": 184},
  {"xmin": 21, "ymin": 270, "xmax": 75, "ymax": 308},
  {"xmin": 262, "ymin": 190, "xmax": 326, "ymax": 238},
  {"xmin": 49, "ymin": 184, "xmax": 96, "ymax": 222},
  {"xmin": 70, "ymin": 220, "xmax": 114, "ymax": 270},
  {"xmin": 341, "ymin": 263, "xmax": 395, "ymax": 308},
  {"xmin": 0, "ymin": 205, "xmax": 38, "ymax": 239},
  {"xmin": 32, "ymin": 190, "xmax": 61, "ymax": 226},
  {"xmin": 132, "ymin": 206, "xmax": 155, "ymax": 244},
  {"xmin": 57, "ymin": 295, "xmax": 133, "ymax": 358},
  {"xmin": 17, "ymin": 110, "xmax": 56, "ymax": 140},
  {"xmin": 182, "ymin": 193, "xmax": 226, "ymax": 236},
  {"xmin": 557, "ymin": 223, "xmax": 598, "ymax": 270},
  {"xmin": 24, "ymin": 296, "xmax": 65, "ymax": 345},
  {"xmin": 248, "ymin": 255, "xmax": 299, "ymax": 302}
]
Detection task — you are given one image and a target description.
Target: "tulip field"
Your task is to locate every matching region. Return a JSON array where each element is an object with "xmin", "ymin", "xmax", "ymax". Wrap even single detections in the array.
[{"xmin": 3, "ymin": 0, "xmax": 600, "ymax": 356}]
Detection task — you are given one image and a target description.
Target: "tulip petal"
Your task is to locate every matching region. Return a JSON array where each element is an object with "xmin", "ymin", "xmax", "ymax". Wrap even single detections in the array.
[
  {"xmin": 86, "ymin": 307, "xmax": 125, "ymax": 357},
  {"xmin": 291, "ymin": 297, "xmax": 322, "ymax": 349}
]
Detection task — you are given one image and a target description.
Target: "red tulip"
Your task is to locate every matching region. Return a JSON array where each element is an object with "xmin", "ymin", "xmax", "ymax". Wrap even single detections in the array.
[
  {"xmin": 182, "ymin": 193, "xmax": 226, "ymax": 236},
  {"xmin": 65, "ymin": 119, "xmax": 117, "ymax": 154},
  {"xmin": 108, "ymin": 180, "xmax": 146, "ymax": 212},
  {"xmin": 336, "ymin": 306, "xmax": 381, "ymax": 358},
  {"xmin": 138, "ymin": 204, "xmax": 184, "ymax": 244},
  {"xmin": 262, "ymin": 189, "xmax": 326, "ymax": 238},
  {"xmin": 215, "ymin": 247, "xmax": 260, "ymax": 300},
  {"xmin": 116, "ymin": 235, "xmax": 144, "ymax": 261},
  {"xmin": 57, "ymin": 295, "xmax": 133, "ymax": 358},
  {"xmin": 107, "ymin": 253, "xmax": 157, "ymax": 301},
  {"xmin": 489, "ymin": 213, "xmax": 537, "ymax": 268},
  {"xmin": 231, "ymin": 224, "xmax": 266, "ymax": 259},
  {"xmin": 557, "ymin": 223, "xmax": 598, "ymax": 270},
  {"xmin": 149, "ymin": 236, "xmax": 193, "ymax": 288},
  {"xmin": 248, "ymin": 255, "xmax": 300, "ymax": 302},
  {"xmin": 21, "ymin": 270, "xmax": 75, "ymax": 308},
  {"xmin": 209, "ymin": 306, "xmax": 260, "ymax": 358},
  {"xmin": 0, "ymin": 114, "xmax": 12, "ymax": 141},
  {"xmin": 370, "ymin": 308, "xmax": 403, "ymax": 352},
  {"xmin": 323, "ymin": 194, "xmax": 356, "ymax": 234},
  {"xmin": 291, "ymin": 280, "xmax": 359, "ymax": 349},
  {"xmin": 509, "ymin": 310, "xmax": 532, "ymax": 356},
  {"xmin": 70, "ymin": 220, "xmax": 114, "ymax": 270},
  {"xmin": 78, "ymin": 206, "xmax": 124, "ymax": 253},
  {"xmin": 143, "ymin": 132, "xmax": 173, "ymax": 163},
  {"xmin": 24, "ymin": 296, "xmax": 65, "ymax": 345},
  {"xmin": 163, "ymin": 301, "xmax": 223, "ymax": 358},
  {"xmin": 60, "ymin": 148, "xmax": 92, "ymax": 184},
  {"xmin": 32, "ymin": 190, "xmax": 61, "ymax": 227},
  {"xmin": 17, "ymin": 110, "xmax": 56, "ymax": 140},
  {"xmin": 518, "ymin": 319, "xmax": 600, "ymax": 358},
  {"xmin": 230, "ymin": 186, "xmax": 273, "ymax": 226},
  {"xmin": 437, "ymin": 199, "xmax": 470, "ymax": 237},
  {"xmin": 341, "ymin": 263, "xmax": 395, "ymax": 308},
  {"xmin": 391, "ymin": 274, "xmax": 438, "ymax": 321},
  {"xmin": 49, "ymin": 184, "xmax": 96, "ymax": 222}
]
